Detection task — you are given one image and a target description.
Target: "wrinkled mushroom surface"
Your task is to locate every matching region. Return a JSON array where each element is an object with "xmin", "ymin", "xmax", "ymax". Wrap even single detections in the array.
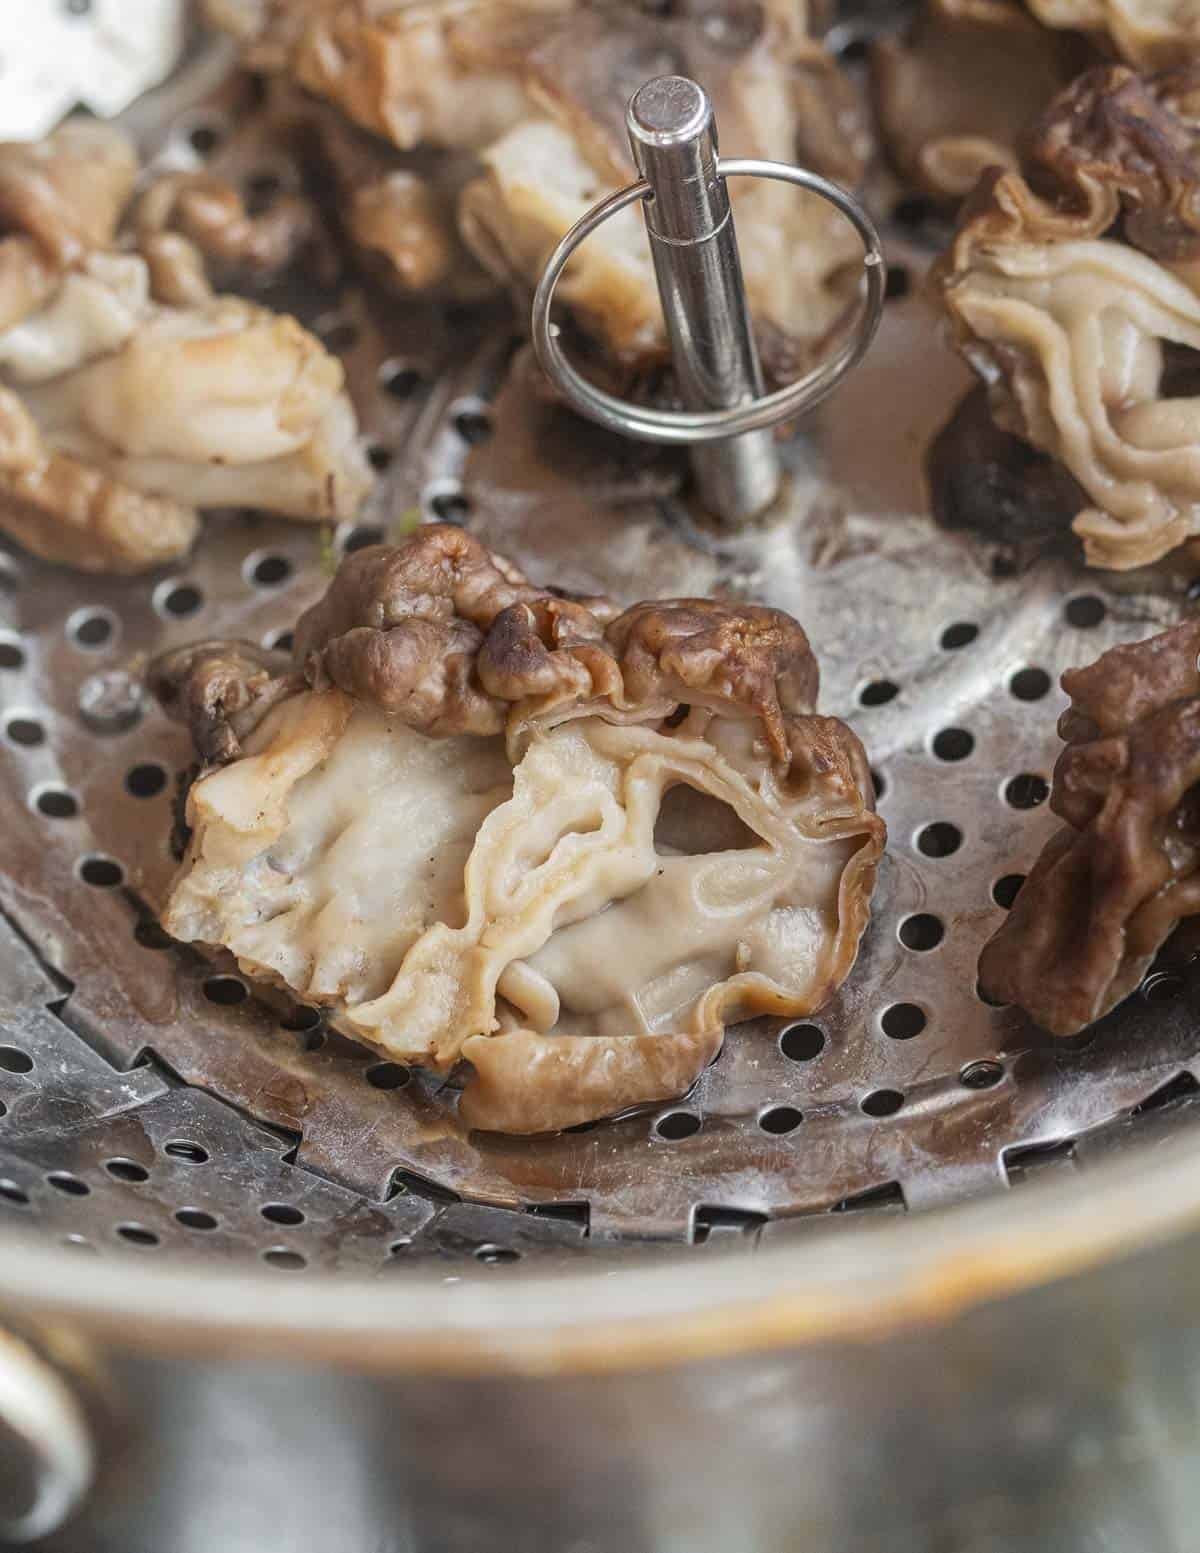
[
  {"xmin": 0, "ymin": 126, "xmax": 370, "ymax": 573},
  {"xmin": 156, "ymin": 526, "xmax": 884, "ymax": 1134},
  {"xmin": 936, "ymin": 65, "xmax": 1200, "ymax": 569},
  {"xmin": 979, "ymin": 620, "xmax": 1200, "ymax": 1033}
]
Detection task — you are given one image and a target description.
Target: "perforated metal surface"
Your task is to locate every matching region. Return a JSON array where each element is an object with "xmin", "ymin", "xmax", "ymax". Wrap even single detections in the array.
[{"xmin": 0, "ymin": 29, "xmax": 1199, "ymax": 1271}]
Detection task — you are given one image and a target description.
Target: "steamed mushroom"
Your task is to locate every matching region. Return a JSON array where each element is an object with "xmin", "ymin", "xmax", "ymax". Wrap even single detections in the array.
[
  {"xmin": 154, "ymin": 526, "xmax": 884, "ymax": 1135},
  {"xmin": 871, "ymin": 0, "xmax": 1080, "ymax": 201},
  {"xmin": 203, "ymin": 0, "xmax": 571, "ymax": 152},
  {"xmin": 935, "ymin": 65, "xmax": 1200, "ymax": 569},
  {"xmin": 208, "ymin": 0, "xmax": 869, "ymax": 384},
  {"xmin": 978, "ymin": 620, "xmax": 1200, "ymax": 1033},
  {"xmin": 0, "ymin": 120, "xmax": 138, "ymax": 336},
  {"xmin": 0, "ymin": 385, "xmax": 198, "ymax": 574},
  {"xmin": 0, "ymin": 126, "xmax": 371, "ymax": 573}
]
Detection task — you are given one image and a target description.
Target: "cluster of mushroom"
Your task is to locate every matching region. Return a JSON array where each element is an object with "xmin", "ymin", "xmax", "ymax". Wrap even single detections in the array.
[
  {"xmin": 207, "ymin": 0, "xmax": 872, "ymax": 391},
  {"xmin": 0, "ymin": 121, "xmax": 369, "ymax": 573},
  {"xmin": 154, "ymin": 527, "xmax": 884, "ymax": 1134}
]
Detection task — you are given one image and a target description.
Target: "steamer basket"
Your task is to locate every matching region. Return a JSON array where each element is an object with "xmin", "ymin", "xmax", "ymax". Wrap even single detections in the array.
[{"xmin": 2, "ymin": 7, "xmax": 1200, "ymax": 1552}]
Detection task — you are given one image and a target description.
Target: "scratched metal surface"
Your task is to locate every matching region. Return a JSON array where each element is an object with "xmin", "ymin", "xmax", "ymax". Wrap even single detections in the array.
[{"xmin": 0, "ymin": 24, "xmax": 1198, "ymax": 1268}]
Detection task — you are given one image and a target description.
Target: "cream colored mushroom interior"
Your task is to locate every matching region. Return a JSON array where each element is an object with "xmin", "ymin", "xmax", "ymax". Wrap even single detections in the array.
[{"xmin": 164, "ymin": 693, "xmax": 868, "ymax": 1133}]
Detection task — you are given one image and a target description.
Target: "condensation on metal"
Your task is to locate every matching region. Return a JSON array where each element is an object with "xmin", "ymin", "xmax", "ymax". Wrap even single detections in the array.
[{"xmin": 0, "ymin": 33, "xmax": 1198, "ymax": 1267}]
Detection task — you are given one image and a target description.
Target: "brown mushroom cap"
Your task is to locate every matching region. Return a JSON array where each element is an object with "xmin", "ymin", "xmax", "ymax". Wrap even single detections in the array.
[
  {"xmin": 290, "ymin": 526, "xmax": 822, "ymax": 756},
  {"xmin": 978, "ymin": 620, "xmax": 1200, "ymax": 1033},
  {"xmin": 935, "ymin": 63, "xmax": 1200, "ymax": 569},
  {"xmin": 1021, "ymin": 64, "xmax": 1200, "ymax": 259},
  {"xmin": 148, "ymin": 639, "xmax": 301, "ymax": 765}
]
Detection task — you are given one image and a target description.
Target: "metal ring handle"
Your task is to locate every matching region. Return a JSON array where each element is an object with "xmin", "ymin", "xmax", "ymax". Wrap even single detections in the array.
[{"xmin": 531, "ymin": 158, "xmax": 885, "ymax": 446}]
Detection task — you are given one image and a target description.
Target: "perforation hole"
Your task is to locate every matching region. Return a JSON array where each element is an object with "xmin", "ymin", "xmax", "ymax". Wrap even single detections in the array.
[
  {"xmin": 870, "ymin": 768, "xmax": 886, "ymax": 800},
  {"xmin": 366, "ymin": 444, "xmax": 393, "ymax": 473},
  {"xmin": 1142, "ymin": 972, "xmax": 1184, "ymax": 1004},
  {"xmin": 203, "ymin": 976, "xmax": 247, "ymax": 1006},
  {"xmin": 899, "ymin": 914, "xmax": 944, "ymax": 951},
  {"xmin": 105, "ymin": 1159, "xmax": 148, "ymax": 1182},
  {"xmin": 881, "ymin": 1004, "xmax": 926, "ymax": 1041},
  {"xmin": 380, "ymin": 361, "xmax": 423, "ymax": 399},
  {"xmin": 365, "ymin": 1062, "xmax": 410, "ymax": 1091},
  {"xmin": 0, "ymin": 638, "xmax": 24, "ymax": 670},
  {"xmin": 116, "ymin": 1224, "xmax": 159, "ymax": 1247},
  {"xmin": 134, "ymin": 919, "xmax": 172, "ymax": 950},
  {"xmin": 164, "ymin": 1141, "xmax": 208, "ymax": 1164},
  {"xmin": 655, "ymin": 1110, "xmax": 701, "ymax": 1140},
  {"xmin": 261, "ymin": 1203, "xmax": 304, "ymax": 1226},
  {"xmin": 33, "ymin": 785, "xmax": 78, "ymax": 819},
  {"xmin": 916, "ymin": 822, "xmax": 961, "ymax": 858},
  {"xmin": 156, "ymin": 582, "xmax": 204, "ymax": 618},
  {"xmin": 960, "ymin": 1060, "xmax": 1004, "ymax": 1089},
  {"xmin": 476, "ymin": 1244, "xmax": 521, "ymax": 1264},
  {"xmin": 780, "ymin": 1023, "xmax": 824, "ymax": 1062},
  {"xmin": 188, "ymin": 122, "xmax": 221, "ymax": 156},
  {"xmin": 6, "ymin": 715, "xmax": 44, "ymax": 748},
  {"xmin": 859, "ymin": 679, "xmax": 899, "ymax": 707},
  {"xmin": 1066, "ymin": 595, "xmax": 1106, "ymax": 628},
  {"xmin": 932, "ymin": 727, "xmax": 973, "ymax": 762},
  {"xmin": 175, "ymin": 1208, "xmax": 217, "ymax": 1231},
  {"xmin": 246, "ymin": 553, "xmax": 292, "ymax": 588},
  {"xmin": 281, "ymin": 1006, "xmax": 321, "ymax": 1033},
  {"xmin": 46, "ymin": 1172, "xmax": 88, "ymax": 1196},
  {"xmin": 0, "ymin": 1180, "xmax": 29, "ymax": 1205},
  {"xmin": 125, "ymin": 764, "xmax": 167, "ymax": 799},
  {"xmin": 940, "ymin": 622, "xmax": 978, "ymax": 650},
  {"xmin": 861, "ymin": 1089, "xmax": 904, "ymax": 1118},
  {"xmin": 263, "ymin": 1248, "xmax": 306, "ymax": 1269},
  {"xmin": 78, "ymin": 855, "xmax": 123, "ymax": 888},
  {"xmin": 758, "ymin": 1105, "xmax": 803, "ymax": 1135},
  {"xmin": 453, "ymin": 407, "xmax": 492, "ymax": 445},
  {"xmin": 1010, "ymin": 667, "xmax": 1052, "ymax": 702},
  {"xmin": 425, "ymin": 484, "xmax": 471, "ymax": 523},
  {"xmin": 1005, "ymin": 773, "xmax": 1049, "ymax": 809},
  {"xmin": 993, "ymin": 874, "xmax": 1026, "ymax": 909},
  {"xmin": 0, "ymin": 1047, "xmax": 32, "ymax": 1074},
  {"xmin": 68, "ymin": 608, "xmax": 116, "ymax": 649},
  {"xmin": 884, "ymin": 265, "xmax": 912, "ymax": 302},
  {"xmin": 266, "ymin": 629, "xmax": 295, "ymax": 653}
]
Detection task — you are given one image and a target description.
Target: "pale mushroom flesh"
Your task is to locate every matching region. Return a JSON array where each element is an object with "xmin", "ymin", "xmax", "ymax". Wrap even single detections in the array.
[{"xmin": 156, "ymin": 528, "xmax": 885, "ymax": 1135}]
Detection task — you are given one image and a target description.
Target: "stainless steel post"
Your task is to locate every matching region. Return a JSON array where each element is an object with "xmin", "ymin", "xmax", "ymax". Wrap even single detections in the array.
[{"xmin": 626, "ymin": 75, "xmax": 780, "ymax": 526}]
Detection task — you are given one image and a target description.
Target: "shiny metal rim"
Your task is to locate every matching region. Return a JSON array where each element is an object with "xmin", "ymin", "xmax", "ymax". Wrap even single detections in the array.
[
  {"xmin": 1, "ymin": 1122, "xmax": 1199, "ymax": 1372},
  {"xmin": 530, "ymin": 159, "xmax": 886, "ymax": 444}
]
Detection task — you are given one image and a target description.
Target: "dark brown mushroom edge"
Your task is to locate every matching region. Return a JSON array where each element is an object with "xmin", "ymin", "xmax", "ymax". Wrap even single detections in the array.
[
  {"xmin": 150, "ymin": 525, "xmax": 885, "ymax": 1135},
  {"xmin": 979, "ymin": 620, "xmax": 1200, "ymax": 1033}
]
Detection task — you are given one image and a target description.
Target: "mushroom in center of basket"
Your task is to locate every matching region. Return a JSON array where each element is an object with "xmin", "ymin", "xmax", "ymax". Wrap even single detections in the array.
[{"xmin": 150, "ymin": 525, "xmax": 885, "ymax": 1135}]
